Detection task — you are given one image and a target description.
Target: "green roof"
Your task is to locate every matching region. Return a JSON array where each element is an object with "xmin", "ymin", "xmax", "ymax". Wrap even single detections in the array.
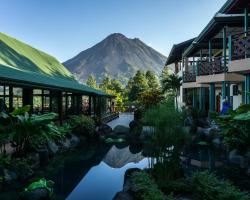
[{"xmin": 0, "ymin": 32, "xmax": 112, "ymax": 97}]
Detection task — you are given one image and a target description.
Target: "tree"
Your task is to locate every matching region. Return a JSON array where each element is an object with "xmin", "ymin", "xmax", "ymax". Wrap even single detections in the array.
[
  {"xmin": 146, "ymin": 70, "xmax": 160, "ymax": 90},
  {"xmin": 99, "ymin": 76, "xmax": 111, "ymax": 92},
  {"xmin": 86, "ymin": 74, "xmax": 97, "ymax": 89},
  {"xmin": 162, "ymin": 74, "xmax": 182, "ymax": 108},
  {"xmin": 160, "ymin": 66, "xmax": 170, "ymax": 86},
  {"xmin": 110, "ymin": 79, "xmax": 123, "ymax": 94},
  {"xmin": 128, "ymin": 70, "xmax": 149, "ymax": 101}
]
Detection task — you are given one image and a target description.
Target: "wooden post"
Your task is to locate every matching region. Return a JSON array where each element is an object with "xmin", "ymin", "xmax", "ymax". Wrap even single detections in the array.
[{"xmin": 58, "ymin": 91, "xmax": 63, "ymax": 123}]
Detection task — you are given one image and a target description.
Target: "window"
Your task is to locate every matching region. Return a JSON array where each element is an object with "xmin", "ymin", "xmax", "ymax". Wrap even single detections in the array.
[
  {"xmin": 33, "ymin": 89, "xmax": 51, "ymax": 113},
  {"xmin": 33, "ymin": 89, "xmax": 42, "ymax": 113},
  {"xmin": 13, "ymin": 87, "xmax": 23, "ymax": 108},
  {"xmin": 82, "ymin": 95, "xmax": 89, "ymax": 114},
  {"xmin": 233, "ymin": 85, "xmax": 239, "ymax": 96},
  {"xmin": 0, "ymin": 85, "xmax": 10, "ymax": 111}
]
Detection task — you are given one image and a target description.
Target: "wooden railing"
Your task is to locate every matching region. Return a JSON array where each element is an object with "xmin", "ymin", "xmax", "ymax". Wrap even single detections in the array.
[
  {"xmin": 230, "ymin": 31, "xmax": 250, "ymax": 60},
  {"xmin": 197, "ymin": 57, "xmax": 228, "ymax": 76},
  {"xmin": 183, "ymin": 71, "xmax": 196, "ymax": 83}
]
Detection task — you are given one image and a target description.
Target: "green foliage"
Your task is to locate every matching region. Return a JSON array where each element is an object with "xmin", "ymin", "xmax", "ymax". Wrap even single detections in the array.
[
  {"xmin": 131, "ymin": 171, "xmax": 165, "ymax": 200},
  {"xmin": 215, "ymin": 105, "xmax": 250, "ymax": 153},
  {"xmin": 104, "ymin": 138, "xmax": 125, "ymax": 143},
  {"xmin": 0, "ymin": 154, "xmax": 11, "ymax": 167},
  {"xmin": 24, "ymin": 178, "xmax": 54, "ymax": 196},
  {"xmin": 69, "ymin": 115, "xmax": 95, "ymax": 137},
  {"xmin": 162, "ymin": 74, "xmax": 182, "ymax": 108},
  {"xmin": 128, "ymin": 70, "xmax": 149, "ymax": 101},
  {"xmin": 188, "ymin": 171, "xmax": 249, "ymax": 200},
  {"xmin": 86, "ymin": 74, "xmax": 98, "ymax": 89},
  {"xmin": 143, "ymin": 98, "xmax": 186, "ymax": 181},
  {"xmin": 138, "ymin": 89, "xmax": 164, "ymax": 109},
  {"xmin": 145, "ymin": 70, "xmax": 160, "ymax": 90}
]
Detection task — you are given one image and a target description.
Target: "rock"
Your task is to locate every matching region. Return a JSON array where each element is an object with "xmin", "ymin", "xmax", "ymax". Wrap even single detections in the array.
[
  {"xmin": 114, "ymin": 125, "xmax": 130, "ymax": 135},
  {"xmin": 124, "ymin": 168, "xmax": 141, "ymax": 192},
  {"xmin": 113, "ymin": 191, "xmax": 133, "ymax": 200},
  {"xmin": 129, "ymin": 120, "xmax": 142, "ymax": 135},
  {"xmin": 229, "ymin": 149, "xmax": 245, "ymax": 167},
  {"xmin": 212, "ymin": 138, "xmax": 221, "ymax": 147},
  {"xmin": 47, "ymin": 141, "xmax": 59, "ymax": 155},
  {"xmin": 20, "ymin": 188, "xmax": 50, "ymax": 200},
  {"xmin": 97, "ymin": 124, "xmax": 113, "ymax": 135},
  {"xmin": 69, "ymin": 134, "xmax": 80, "ymax": 148},
  {"xmin": 4, "ymin": 169, "xmax": 17, "ymax": 184},
  {"xmin": 184, "ymin": 116, "xmax": 193, "ymax": 126},
  {"xmin": 58, "ymin": 138, "xmax": 71, "ymax": 150}
]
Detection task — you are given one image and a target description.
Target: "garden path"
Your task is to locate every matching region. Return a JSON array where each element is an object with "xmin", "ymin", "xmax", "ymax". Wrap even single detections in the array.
[{"xmin": 107, "ymin": 112, "xmax": 134, "ymax": 129}]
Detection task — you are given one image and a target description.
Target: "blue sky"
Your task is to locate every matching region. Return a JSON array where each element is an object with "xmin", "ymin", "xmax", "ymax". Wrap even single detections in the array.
[{"xmin": 0, "ymin": 0, "xmax": 226, "ymax": 62}]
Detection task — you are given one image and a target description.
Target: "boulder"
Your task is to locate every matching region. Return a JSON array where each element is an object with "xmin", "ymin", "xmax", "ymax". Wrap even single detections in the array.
[
  {"xmin": 113, "ymin": 191, "xmax": 133, "ymax": 200},
  {"xmin": 212, "ymin": 137, "xmax": 221, "ymax": 147},
  {"xmin": 114, "ymin": 125, "xmax": 130, "ymax": 135},
  {"xmin": 58, "ymin": 138, "xmax": 71, "ymax": 151},
  {"xmin": 4, "ymin": 169, "xmax": 17, "ymax": 184},
  {"xmin": 47, "ymin": 141, "xmax": 59, "ymax": 155},
  {"xmin": 69, "ymin": 134, "xmax": 80, "ymax": 148},
  {"xmin": 184, "ymin": 116, "xmax": 193, "ymax": 126},
  {"xmin": 97, "ymin": 124, "xmax": 113, "ymax": 135},
  {"xmin": 229, "ymin": 149, "xmax": 245, "ymax": 167},
  {"xmin": 19, "ymin": 188, "xmax": 50, "ymax": 200}
]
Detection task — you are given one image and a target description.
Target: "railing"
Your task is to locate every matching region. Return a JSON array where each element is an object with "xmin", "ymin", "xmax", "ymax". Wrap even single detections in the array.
[
  {"xmin": 183, "ymin": 71, "xmax": 196, "ymax": 83},
  {"xmin": 197, "ymin": 57, "xmax": 228, "ymax": 76},
  {"xmin": 230, "ymin": 31, "xmax": 250, "ymax": 61}
]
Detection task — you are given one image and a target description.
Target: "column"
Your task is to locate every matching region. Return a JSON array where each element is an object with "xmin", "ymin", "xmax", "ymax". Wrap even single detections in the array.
[
  {"xmin": 209, "ymin": 83, "xmax": 215, "ymax": 111},
  {"xmin": 192, "ymin": 88, "xmax": 196, "ymax": 108},
  {"xmin": 245, "ymin": 74, "xmax": 250, "ymax": 104}
]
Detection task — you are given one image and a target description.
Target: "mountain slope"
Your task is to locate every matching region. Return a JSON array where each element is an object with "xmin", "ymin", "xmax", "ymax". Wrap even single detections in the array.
[{"xmin": 63, "ymin": 33, "xmax": 167, "ymax": 83}]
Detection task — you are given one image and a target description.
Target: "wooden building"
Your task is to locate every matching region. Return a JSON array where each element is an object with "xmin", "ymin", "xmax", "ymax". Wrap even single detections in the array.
[{"xmin": 0, "ymin": 32, "xmax": 115, "ymax": 121}]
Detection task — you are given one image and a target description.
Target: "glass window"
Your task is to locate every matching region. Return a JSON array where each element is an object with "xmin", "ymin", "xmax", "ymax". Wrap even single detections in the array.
[
  {"xmin": 13, "ymin": 87, "xmax": 23, "ymax": 108},
  {"xmin": 82, "ymin": 95, "xmax": 89, "ymax": 114},
  {"xmin": 0, "ymin": 86, "xmax": 4, "ymax": 95}
]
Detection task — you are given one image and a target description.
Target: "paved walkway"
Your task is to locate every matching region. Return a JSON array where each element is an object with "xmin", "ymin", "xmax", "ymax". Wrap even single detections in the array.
[{"xmin": 107, "ymin": 112, "xmax": 134, "ymax": 129}]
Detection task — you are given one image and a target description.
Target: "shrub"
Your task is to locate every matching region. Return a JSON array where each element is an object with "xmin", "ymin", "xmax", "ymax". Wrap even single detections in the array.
[
  {"xmin": 188, "ymin": 171, "xmax": 249, "ymax": 200},
  {"xmin": 69, "ymin": 115, "xmax": 95, "ymax": 137},
  {"xmin": 131, "ymin": 171, "xmax": 165, "ymax": 200}
]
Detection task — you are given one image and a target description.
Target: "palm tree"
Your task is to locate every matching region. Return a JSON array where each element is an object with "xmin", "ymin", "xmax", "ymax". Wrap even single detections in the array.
[{"xmin": 162, "ymin": 74, "xmax": 182, "ymax": 109}]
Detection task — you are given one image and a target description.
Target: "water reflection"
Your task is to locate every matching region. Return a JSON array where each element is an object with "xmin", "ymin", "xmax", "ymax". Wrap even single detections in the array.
[{"xmin": 50, "ymin": 144, "xmax": 149, "ymax": 200}]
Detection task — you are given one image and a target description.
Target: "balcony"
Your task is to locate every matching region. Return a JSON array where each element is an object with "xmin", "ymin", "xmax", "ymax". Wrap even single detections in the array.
[
  {"xmin": 228, "ymin": 31, "xmax": 250, "ymax": 74},
  {"xmin": 183, "ymin": 71, "xmax": 196, "ymax": 83},
  {"xmin": 197, "ymin": 57, "xmax": 228, "ymax": 76}
]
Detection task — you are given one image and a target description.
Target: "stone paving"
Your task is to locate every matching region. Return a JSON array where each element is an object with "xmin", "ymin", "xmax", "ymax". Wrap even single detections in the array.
[{"xmin": 107, "ymin": 112, "xmax": 134, "ymax": 129}]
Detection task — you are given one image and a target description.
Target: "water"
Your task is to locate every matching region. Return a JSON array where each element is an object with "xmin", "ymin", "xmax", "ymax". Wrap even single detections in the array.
[{"xmin": 51, "ymin": 144, "xmax": 149, "ymax": 200}]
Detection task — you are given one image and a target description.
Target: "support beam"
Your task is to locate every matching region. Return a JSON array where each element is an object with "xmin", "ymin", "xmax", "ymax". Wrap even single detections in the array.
[
  {"xmin": 208, "ymin": 40, "xmax": 212, "ymax": 62},
  {"xmin": 223, "ymin": 27, "xmax": 227, "ymax": 72},
  {"xmin": 222, "ymin": 81, "xmax": 226, "ymax": 101},
  {"xmin": 209, "ymin": 83, "xmax": 215, "ymax": 111},
  {"xmin": 245, "ymin": 74, "xmax": 250, "ymax": 104},
  {"xmin": 192, "ymin": 88, "xmax": 196, "ymax": 108}
]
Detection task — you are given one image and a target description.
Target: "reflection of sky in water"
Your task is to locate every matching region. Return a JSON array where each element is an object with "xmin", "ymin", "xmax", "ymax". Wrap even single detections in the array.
[{"xmin": 66, "ymin": 158, "xmax": 149, "ymax": 200}]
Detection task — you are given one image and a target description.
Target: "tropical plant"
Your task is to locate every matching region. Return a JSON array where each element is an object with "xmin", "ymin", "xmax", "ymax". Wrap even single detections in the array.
[
  {"xmin": 143, "ymin": 98, "xmax": 186, "ymax": 181},
  {"xmin": 162, "ymin": 74, "xmax": 181, "ymax": 108},
  {"xmin": 69, "ymin": 115, "xmax": 95, "ymax": 137},
  {"xmin": 131, "ymin": 171, "xmax": 165, "ymax": 200},
  {"xmin": 215, "ymin": 106, "xmax": 250, "ymax": 153},
  {"xmin": 187, "ymin": 171, "xmax": 249, "ymax": 200},
  {"xmin": 23, "ymin": 178, "xmax": 54, "ymax": 196}
]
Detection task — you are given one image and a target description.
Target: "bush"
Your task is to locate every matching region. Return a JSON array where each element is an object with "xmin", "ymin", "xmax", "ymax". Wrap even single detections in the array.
[
  {"xmin": 188, "ymin": 171, "xmax": 249, "ymax": 200},
  {"xmin": 131, "ymin": 171, "xmax": 165, "ymax": 200},
  {"xmin": 69, "ymin": 115, "xmax": 95, "ymax": 137}
]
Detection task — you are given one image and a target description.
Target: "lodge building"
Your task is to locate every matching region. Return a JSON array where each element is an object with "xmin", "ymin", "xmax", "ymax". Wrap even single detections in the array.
[
  {"xmin": 0, "ymin": 32, "xmax": 115, "ymax": 121},
  {"xmin": 166, "ymin": 0, "xmax": 250, "ymax": 114}
]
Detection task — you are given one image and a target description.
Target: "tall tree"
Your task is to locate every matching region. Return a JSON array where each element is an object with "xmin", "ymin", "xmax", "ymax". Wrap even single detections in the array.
[
  {"xmin": 160, "ymin": 65, "xmax": 170, "ymax": 85},
  {"xmin": 86, "ymin": 74, "xmax": 97, "ymax": 88},
  {"xmin": 146, "ymin": 70, "xmax": 160, "ymax": 90},
  {"xmin": 162, "ymin": 74, "xmax": 182, "ymax": 108},
  {"xmin": 128, "ymin": 70, "xmax": 149, "ymax": 101},
  {"xmin": 99, "ymin": 76, "xmax": 112, "ymax": 92},
  {"xmin": 110, "ymin": 79, "xmax": 124, "ymax": 93}
]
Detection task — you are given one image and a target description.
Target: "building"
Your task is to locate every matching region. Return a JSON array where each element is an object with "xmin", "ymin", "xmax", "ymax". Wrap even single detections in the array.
[
  {"xmin": 166, "ymin": 0, "xmax": 250, "ymax": 113},
  {"xmin": 0, "ymin": 32, "xmax": 115, "ymax": 121}
]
